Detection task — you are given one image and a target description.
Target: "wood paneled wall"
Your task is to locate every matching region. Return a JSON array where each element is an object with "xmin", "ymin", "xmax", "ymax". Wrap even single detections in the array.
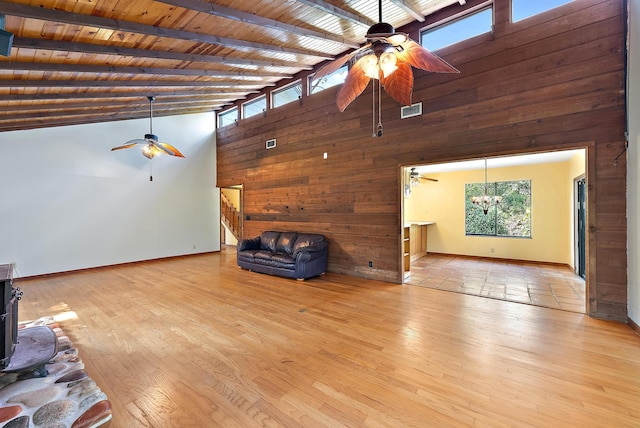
[{"xmin": 216, "ymin": 0, "xmax": 627, "ymax": 321}]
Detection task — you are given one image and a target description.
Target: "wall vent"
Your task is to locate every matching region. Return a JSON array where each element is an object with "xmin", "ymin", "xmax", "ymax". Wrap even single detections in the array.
[
  {"xmin": 265, "ymin": 139, "xmax": 276, "ymax": 149},
  {"xmin": 401, "ymin": 102, "xmax": 422, "ymax": 119}
]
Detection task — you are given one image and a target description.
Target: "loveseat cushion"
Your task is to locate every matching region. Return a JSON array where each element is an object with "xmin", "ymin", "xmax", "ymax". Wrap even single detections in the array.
[
  {"xmin": 260, "ymin": 231, "xmax": 281, "ymax": 252},
  {"xmin": 276, "ymin": 232, "xmax": 298, "ymax": 254},
  {"xmin": 292, "ymin": 233, "xmax": 326, "ymax": 254},
  {"xmin": 248, "ymin": 250, "xmax": 295, "ymax": 269}
]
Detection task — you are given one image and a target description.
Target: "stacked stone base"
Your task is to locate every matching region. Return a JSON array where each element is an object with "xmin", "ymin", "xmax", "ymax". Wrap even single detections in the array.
[{"xmin": 0, "ymin": 317, "xmax": 112, "ymax": 427}]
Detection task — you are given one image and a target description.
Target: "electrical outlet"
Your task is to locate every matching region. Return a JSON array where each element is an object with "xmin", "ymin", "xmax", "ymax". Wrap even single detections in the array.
[
  {"xmin": 490, "ymin": 248, "xmax": 495, "ymax": 253},
  {"xmin": 368, "ymin": 261, "xmax": 373, "ymax": 267}
]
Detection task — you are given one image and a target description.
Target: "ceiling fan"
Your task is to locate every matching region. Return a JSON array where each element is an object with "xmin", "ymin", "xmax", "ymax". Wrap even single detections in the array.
[
  {"xmin": 410, "ymin": 167, "xmax": 438, "ymax": 186},
  {"xmin": 111, "ymin": 96, "xmax": 185, "ymax": 180},
  {"xmin": 313, "ymin": 0, "xmax": 459, "ymax": 136}
]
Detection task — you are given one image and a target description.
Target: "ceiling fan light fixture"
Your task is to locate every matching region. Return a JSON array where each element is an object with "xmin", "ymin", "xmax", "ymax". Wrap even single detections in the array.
[
  {"xmin": 361, "ymin": 48, "xmax": 398, "ymax": 80},
  {"xmin": 379, "ymin": 51, "xmax": 398, "ymax": 77},
  {"xmin": 141, "ymin": 142, "xmax": 163, "ymax": 159},
  {"xmin": 361, "ymin": 54, "xmax": 380, "ymax": 79}
]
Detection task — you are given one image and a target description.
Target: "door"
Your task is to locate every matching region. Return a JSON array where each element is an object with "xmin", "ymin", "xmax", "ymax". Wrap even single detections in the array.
[{"xmin": 575, "ymin": 176, "xmax": 586, "ymax": 279}]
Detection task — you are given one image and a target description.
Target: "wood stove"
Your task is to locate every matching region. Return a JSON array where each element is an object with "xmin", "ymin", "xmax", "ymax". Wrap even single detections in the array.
[
  {"xmin": 0, "ymin": 263, "xmax": 20, "ymax": 369},
  {"xmin": 0, "ymin": 263, "xmax": 58, "ymax": 377}
]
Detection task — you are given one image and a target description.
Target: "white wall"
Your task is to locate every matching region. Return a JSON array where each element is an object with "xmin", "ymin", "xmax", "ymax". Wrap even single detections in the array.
[
  {"xmin": 628, "ymin": 0, "xmax": 640, "ymax": 325},
  {"xmin": 0, "ymin": 112, "xmax": 220, "ymax": 277}
]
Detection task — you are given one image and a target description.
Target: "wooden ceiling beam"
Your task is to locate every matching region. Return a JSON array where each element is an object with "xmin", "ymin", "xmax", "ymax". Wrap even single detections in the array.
[
  {"xmin": 0, "ymin": 100, "xmax": 228, "ymax": 113},
  {"xmin": 294, "ymin": 0, "xmax": 376, "ymax": 27},
  {"xmin": 0, "ymin": 79, "xmax": 271, "ymax": 88},
  {"xmin": 0, "ymin": 103, "xmax": 222, "ymax": 120},
  {"xmin": 0, "ymin": 1, "xmax": 332, "ymax": 60},
  {"xmin": 0, "ymin": 61, "xmax": 290, "ymax": 79},
  {"xmin": 0, "ymin": 90, "xmax": 251, "ymax": 100},
  {"xmin": 0, "ymin": 107, "xmax": 220, "ymax": 132},
  {"xmin": 11, "ymin": 37, "xmax": 311, "ymax": 69},
  {"xmin": 388, "ymin": 0, "xmax": 426, "ymax": 22},
  {"xmin": 157, "ymin": 0, "xmax": 360, "ymax": 48}
]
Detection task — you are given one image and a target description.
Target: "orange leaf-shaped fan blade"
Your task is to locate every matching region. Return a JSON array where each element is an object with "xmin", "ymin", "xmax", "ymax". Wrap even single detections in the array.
[
  {"xmin": 397, "ymin": 40, "xmax": 459, "ymax": 74},
  {"xmin": 157, "ymin": 142, "xmax": 185, "ymax": 158},
  {"xmin": 336, "ymin": 58, "xmax": 371, "ymax": 112},
  {"xmin": 313, "ymin": 44, "xmax": 371, "ymax": 81},
  {"xmin": 381, "ymin": 61, "xmax": 413, "ymax": 106},
  {"xmin": 110, "ymin": 141, "xmax": 142, "ymax": 151}
]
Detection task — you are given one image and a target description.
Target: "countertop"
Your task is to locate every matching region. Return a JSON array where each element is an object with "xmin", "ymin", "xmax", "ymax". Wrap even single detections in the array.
[{"xmin": 404, "ymin": 221, "xmax": 435, "ymax": 227}]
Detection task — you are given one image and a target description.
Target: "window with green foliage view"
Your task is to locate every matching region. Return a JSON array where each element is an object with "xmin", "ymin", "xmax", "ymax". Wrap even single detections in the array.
[{"xmin": 465, "ymin": 180, "xmax": 531, "ymax": 237}]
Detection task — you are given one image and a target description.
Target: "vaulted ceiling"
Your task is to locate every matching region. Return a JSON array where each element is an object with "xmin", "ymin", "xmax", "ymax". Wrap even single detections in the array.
[{"xmin": 0, "ymin": 0, "xmax": 467, "ymax": 132}]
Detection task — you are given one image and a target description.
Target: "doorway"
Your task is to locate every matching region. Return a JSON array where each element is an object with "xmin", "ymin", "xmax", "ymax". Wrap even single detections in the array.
[
  {"xmin": 220, "ymin": 185, "xmax": 242, "ymax": 246},
  {"xmin": 401, "ymin": 149, "xmax": 587, "ymax": 313}
]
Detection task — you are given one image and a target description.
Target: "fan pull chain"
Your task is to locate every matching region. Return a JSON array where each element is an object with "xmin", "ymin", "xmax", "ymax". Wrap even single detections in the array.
[
  {"xmin": 371, "ymin": 77, "xmax": 384, "ymax": 137},
  {"xmin": 372, "ymin": 77, "xmax": 376, "ymax": 137},
  {"xmin": 149, "ymin": 160, "xmax": 153, "ymax": 181},
  {"xmin": 377, "ymin": 78, "xmax": 383, "ymax": 137}
]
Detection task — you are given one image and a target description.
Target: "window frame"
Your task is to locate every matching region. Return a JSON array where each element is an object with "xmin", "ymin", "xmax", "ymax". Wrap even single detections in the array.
[
  {"xmin": 420, "ymin": 3, "xmax": 493, "ymax": 52},
  {"xmin": 511, "ymin": 0, "xmax": 573, "ymax": 23},
  {"xmin": 271, "ymin": 80, "xmax": 302, "ymax": 108},
  {"xmin": 217, "ymin": 107, "xmax": 238, "ymax": 128},
  {"xmin": 242, "ymin": 95, "xmax": 267, "ymax": 119},
  {"xmin": 308, "ymin": 65, "xmax": 348, "ymax": 95},
  {"xmin": 464, "ymin": 179, "xmax": 532, "ymax": 238}
]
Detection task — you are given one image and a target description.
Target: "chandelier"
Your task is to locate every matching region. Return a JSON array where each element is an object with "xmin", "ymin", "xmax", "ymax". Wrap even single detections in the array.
[{"xmin": 470, "ymin": 158, "xmax": 501, "ymax": 215}]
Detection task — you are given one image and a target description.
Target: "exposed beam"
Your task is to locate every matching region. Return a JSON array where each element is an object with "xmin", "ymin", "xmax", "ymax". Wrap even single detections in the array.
[
  {"xmin": 157, "ymin": 0, "xmax": 360, "ymax": 48},
  {"xmin": 0, "ymin": 90, "xmax": 251, "ymax": 100},
  {"xmin": 0, "ymin": 100, "xmax": 228, "ymax": 113},
  {"xmin": 0, "ymin": 103, "xmax": 223, "ymax": 120},
  {"xmin": 388, "ymin": 0, "xmax": 425, "ymax": 22},
  {"xmin": 11, "ymin": 37, "xmax": 311, "ymax": 69},
  {"xmin": 0, "ymin": 1, "xmax": 332, "ymax": 60},
  {"xmin": 0, "ymin": 107, "xmax": 220, "ymax": 132},
  {"xmin": 0, "ymin": 61, "xmax": 289, "ymax": 79},
  {"xmin": 0, "ymin": 79, "xmax": 272, "ymax": 88},
  {"xmin": 294, "ymin": 0, "xmax": 375, "ymax": 27}
]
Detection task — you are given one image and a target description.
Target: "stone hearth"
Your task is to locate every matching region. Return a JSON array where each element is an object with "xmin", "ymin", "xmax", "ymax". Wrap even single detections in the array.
[{"xmin": 0, "ymin": 317, "xmax": 112, "ymax": 427}]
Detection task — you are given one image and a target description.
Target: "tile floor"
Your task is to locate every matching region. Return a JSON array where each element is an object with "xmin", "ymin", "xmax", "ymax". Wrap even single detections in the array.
[{"xmin": 406, "ymin": 253, "xmax": 586, "ymax": 313}]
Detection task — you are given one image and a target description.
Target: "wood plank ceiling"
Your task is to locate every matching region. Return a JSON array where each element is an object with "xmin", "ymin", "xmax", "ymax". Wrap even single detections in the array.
[{"xmin": 0, "ymin": 0, "xmax": 464, "ymax": 132}]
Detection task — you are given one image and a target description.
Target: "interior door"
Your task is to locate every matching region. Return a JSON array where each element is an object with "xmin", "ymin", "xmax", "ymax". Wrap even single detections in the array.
[{"xmin": 575, "ymin": 176, "xmax": 586, "ymax": 279}]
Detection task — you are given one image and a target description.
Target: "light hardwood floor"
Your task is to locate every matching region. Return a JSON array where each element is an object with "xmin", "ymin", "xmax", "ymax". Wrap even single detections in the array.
[{"xmin": 16, "ymin": 248, "xmax": 640, "ymax": 427}]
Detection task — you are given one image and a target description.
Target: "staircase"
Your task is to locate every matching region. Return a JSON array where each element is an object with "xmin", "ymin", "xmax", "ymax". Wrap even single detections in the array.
[{"xmin": 221, "ymin": 192, "xmax": 241, "ymax": 241}]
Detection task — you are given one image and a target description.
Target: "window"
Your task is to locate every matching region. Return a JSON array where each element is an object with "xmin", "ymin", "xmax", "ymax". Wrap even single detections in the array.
[
  {"xmin": 218, "ymin": 107, "xmax": 238, "ymax": 127},
  {"xmin": 309, "ymin": 65, "xmax": 348, "ymax": 95},
  {"xmin": 512, "ymin": 0, "xmax": 572, "ymax": 22},
  {"xmin": 465, "ymin": 180, "xmax": 531, "ymax": 237},
  {"xmin": 421, "ymin": 7, "xmax": 493, "ymax": 51},
  {"xmin": 242, "ymin": 96, "xmax": 266, "ymax": 119},
  {"xmin": 272, "ymin": 81, "xmax": 302, "ymax": 108}
]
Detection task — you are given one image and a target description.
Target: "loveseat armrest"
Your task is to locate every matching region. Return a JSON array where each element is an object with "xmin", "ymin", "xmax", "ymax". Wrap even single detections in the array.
[
  {"xmin": 238, "ymin": 236, "xmax": 261, "ymax": 251},
  {"xmin": 295, "ymin": 241, "xmax": 329, "ymax": 262}
]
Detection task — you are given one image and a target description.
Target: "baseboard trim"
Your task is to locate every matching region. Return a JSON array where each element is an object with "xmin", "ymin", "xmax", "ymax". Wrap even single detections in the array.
[
  {"xmin": 425, "ymin": 252, "xmax": 574, "ymax": 270},
  {"xmin": 16, "ymin": 251, "xmax": 219, "ymax": 281}
]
